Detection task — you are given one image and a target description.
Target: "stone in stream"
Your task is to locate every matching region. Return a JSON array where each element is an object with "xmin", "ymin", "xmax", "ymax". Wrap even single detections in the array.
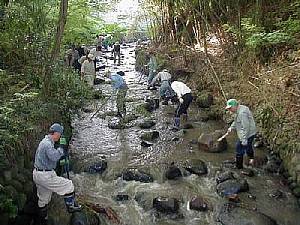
[
  {"xmin": 198, "ymin": 130, "xmax": 228, "ymax": 153},
  {"xmin": 269, "ymin": 189, "xmax": 285, "ymax": 199},
  {"xmin": 153, "ymin": 197, "xmax": 180, "ymax": 214},
  {"xmin": 189, "ymin": 196, "xmax": 209, "ymax": 211},
  {"xmin": 108, "ymin": 117, "xmax": 126, "ymax": 129},
  {"xmin": 70, "ymin": 210, "xmax": 100, "ymax": 225},
  {"xmin": 165, "ymin": 163, "xmax": 182, "ymax": 180},
  {"xmin": 144, "ymin": 98, "xmax": 159, "ymax": 112},
  {"xmin": 216, "ymin": 179, "xmax": 249, "ymax": 197},
  {"xmin": 86, "ymin": 159, "xmax": 107, "ymax": 174},
  {"xmin": 139, "ymin": 120, "xmax": 156, "ymax": 129},
  {"xmin": 114, "ymin": 193, "xmax": 130, "ymax": 202},
  {"xmin": 121, "ymin": 168, "xmax": 154, "ymax": 183},
  {"xmin": 93, "ymin": 77, "xmax": 105, "ymax": 85},
  {"xmin": 140, "ymin": 130, "xmax": 159, "ymax": 142},
  {"xmin": 141, "ymin": 140, "xmax": 153, "ymax": 147},
  {"xmin": 184, "ymin": 159, "xmax": 208, "ymax": 176},
  {"xmin": 216, "ymin": 171, "xmax": 235, "ymax": 184},
  {"xmin": 216, "ymin": 203, "xmax": 278, "ymax": 225}
]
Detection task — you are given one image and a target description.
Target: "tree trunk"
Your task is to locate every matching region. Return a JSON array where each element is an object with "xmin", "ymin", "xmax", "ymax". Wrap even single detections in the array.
[{"xmin": 43, "ymin": 0, "xmax": 68, "ymax": 96}]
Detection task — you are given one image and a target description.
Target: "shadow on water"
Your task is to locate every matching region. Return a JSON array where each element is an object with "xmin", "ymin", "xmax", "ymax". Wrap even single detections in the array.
[{"xmin": 57, "ymin": 43, "xmax": 300, "ymax": 225}]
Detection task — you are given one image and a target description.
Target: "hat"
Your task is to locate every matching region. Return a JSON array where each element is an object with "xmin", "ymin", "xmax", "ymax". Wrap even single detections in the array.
[
  {"xmin": 49, "ymin": 123, "xmax": 64, "ymax": 134},
  {"xmin": 225, "ymin": 99, "xmax": 238, "ymax": 109},
  {"xmin": 87, "ymin": 53, "xmax": 94, "ymax": 59}
]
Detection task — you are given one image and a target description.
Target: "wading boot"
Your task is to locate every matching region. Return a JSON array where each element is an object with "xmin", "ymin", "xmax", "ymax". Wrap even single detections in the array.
[
  {"xmin": 64, "ymin": 192, "xmax": 82, "ymax": 213},
  {"xmin": 235, "ymin": 155, "xmax": 244, "ymax": 169},
  {"xmin": 37, "ymin": 205, "xmax": 48, "ymax": 225},
  {"xmin": 171, "ymin": 117, "xmax": 180, "ymax": 131}
]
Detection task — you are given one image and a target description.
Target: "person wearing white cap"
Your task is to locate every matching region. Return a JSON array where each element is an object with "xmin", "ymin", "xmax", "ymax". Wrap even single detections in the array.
[
  {"xmin": 81, "ymin": 53, "xmax": 96, "ymax": 86},
  {"xmin": 33, "ymin": 123, "xmax": 81, "ymax": 225},
  {"xmin": 225, "ymin": 99, "xmax": 257, "ymax": 169}
]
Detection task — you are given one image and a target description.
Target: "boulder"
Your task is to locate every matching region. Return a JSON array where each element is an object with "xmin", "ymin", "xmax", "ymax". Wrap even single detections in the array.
[
  {"xmin": 216, "ymin": 171, "xmax": 235, "ymax": 184},
  {"xmin": 216, "ymin": 203, "xmax": 278, "ymax": 225},
  {"xmin": 139, "ymin": 120, "xmax": 156, "ymax": 129},
  {"xmin": 153, "ymin": 197, "xmax": 180, "ymax": 214},
  {"xmin": 216, "ymin": 179, "xmax": 249, "ymax": 197},
  {"xmin": 198, "ymin": 130, "xmax": 227, "ymax": 153},
  {"xmin": 122, "ymin": 168, "xmax": 154, "ymax": 183},
  {"xmin": 189, "ymin": 196, "xmax": 208, "ymax": 211},
  {"xmin": 86, "ymin": 159, "xmax": 107, "ymax": 174},
  {"xmin": 184, "ymin": 159, "xmax": 208, "ymax": 176},
  {"xmin": 141, "ymin": 140, "xmax": 153, "ymax": 147},
  {"xmin": 165, "ymin": 163, "xmax": 182, "ymax": 180},
  {"xmin": 140, "ymin": 130, "xmax": 159, "ymax": 142}
]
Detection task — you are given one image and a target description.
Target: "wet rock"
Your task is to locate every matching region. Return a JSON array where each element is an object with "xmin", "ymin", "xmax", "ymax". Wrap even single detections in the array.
[
  {"xmin": 184, "ymin": 159, "xmax": 208, "ymax": 176},
  {"xmin": 269, "ymin": 189, "xmax": 284, "ymax": 199},
  {"xmin": 139, "ymin": 120, "xmax": 156, "ymax": 129},
  {"xmin": 141, "ymin": 140, "xmax": 153, "ymax": 147},
  {"xmin": 198, "ymin": 130, "xmax": 227, "ymax": 153},
  {"xmin": 140, "ymin": 130, "xmax": 159, "ymax": 142},
  {"xmin": 153, "ymin": 197, "xmax": 180, "ymax": 214},
  {"xmin": 94, "ymin": 77, "xmax": 105, "ymax": 85},
  {"xmin": 108, "ymin": 118, "xmax": 125, "ymax": 129},
  {"xmin": 122, "ymin": 168, "xmax": 154, "ymax": 183},
  {"xmin": 216, "ymin": 171, "xmax": 235, "ymax": 184},
  {"xmin": 144, "ymin": 98, "xmax": 159, "ymax": 112},
  {"xmin": 86, "ymin": 159, "xmax": 107, "ymax": 174},
  {"xmin": 182, "ymin": 123, "xmax": 193, "ymax": 129},
  {"xmin": 216, "ymin": 203, "xmax": 278, "ymax": 225},
  {"xmin": 241, "ymin": 168, "xmax": 255, "ymax": 177},
  {"xmin": 172, "ymin": 137, "xmax": 179, "ymax": 142},
  {"xmin": 165, "ymin": 163, "xmax": 182, "ymax": 180},
  {"xmin": 114, "ymin": 193, "xmax": 129, "ymax": 201},
  {"xmin": 189, "ymin": 196, "xmax": 208, "ymax": 211},
  {"xmin": 70, "ymin": 212, "xmax": 88, "ymax": 225},
  {"xmin": 292, "ymin": 186, "xmax": 300, "ymax": 198},
  {"xmin": 216, "ymin": 179, "xmax": 249, "ymax": 197},
  {"xmin": 195, "ymin": 91, "xmax": 213, "ymax": 108}
]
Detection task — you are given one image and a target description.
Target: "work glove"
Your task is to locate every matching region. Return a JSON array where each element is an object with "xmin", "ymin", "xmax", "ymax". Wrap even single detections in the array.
[
  {"xmin": 179, "ymin": 98, "xmax": 184, "ymax": 104},
  {"xmin": 241, "ymin": 140, "xmax": 248, "ymax": 146},
  {"xmin": 227, "ymin": 127, "xmax": 233, "ymax": 133},
  {"xmin": 59, "ymin": 137, "xmax": 68, "ymax": 154}
]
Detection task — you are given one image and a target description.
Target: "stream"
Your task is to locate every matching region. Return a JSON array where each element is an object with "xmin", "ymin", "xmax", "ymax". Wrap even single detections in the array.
[{"xmin": 50, "ymin": 43, "xmax": 300, "ymax": 225}]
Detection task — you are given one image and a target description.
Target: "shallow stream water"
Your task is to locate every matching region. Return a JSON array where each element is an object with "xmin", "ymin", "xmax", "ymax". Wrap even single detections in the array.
[{"xmin": 52, "ymin": 43, "xmax": 300, "ymax": 225}]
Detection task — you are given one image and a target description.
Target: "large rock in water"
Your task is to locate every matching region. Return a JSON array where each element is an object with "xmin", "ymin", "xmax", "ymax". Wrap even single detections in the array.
[
  {"xmin": 184, "ymin": 159, "xmax": 208, "ymax": 176},
  {"xmin": 216, "ymin": 179, "xmax": 249, "ymax": 197},
  {"xmin": 189, "ymin": 196, "xmax": 208, "ymax": 211},
  {"xmin": 85, "ymin": 159, "xmax": 107, "ymax": 174},
  {"xmin": 139, "ymin": 120, "xmax": 156, "ymax": 129},
  {"xmin": 153, "ymin": 197, "xmax": 180, "ymax": 214},
  {"xmin": 108, "ymin": 117, "xmax": 125, "ymax": 129},
  {"xmin": 216, "ymin": 203, "xmax": 278, "ymax": 225},
  {"xmin": 140, "ymin": 130, "xmax": 159, "ymax": 141},
  {"xmin": 216, "ymin": 171, "xmax": 235, "ymax": 184},
  {"xmin": 165, "ymin": 163, "xmax": 182, "ymax": 180},
  {"xmin": 122, "ymin": 168, "xmax": 154, "ymax": 183},
  {"xmin": 198, "ymin": 130, "xmax": 227, "ymax": 153}
]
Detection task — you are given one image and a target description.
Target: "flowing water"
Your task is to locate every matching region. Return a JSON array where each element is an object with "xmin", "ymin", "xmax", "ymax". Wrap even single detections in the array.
[{"xmin": 56, "ymin": 43, "xmax": 300, "ymax": 225}]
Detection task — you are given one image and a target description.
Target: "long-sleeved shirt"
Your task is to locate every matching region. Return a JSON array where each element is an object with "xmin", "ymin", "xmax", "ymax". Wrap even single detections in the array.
[
  {"xmin": 171, "ymin": 81, "xmax": 191, "ymax": 98},
  {"xmin": 111, "ymin": 74, "xmax": 127, "ymax": 90},
  {"xmin": 150, "ymin": 71, "xmax": 171, "ymax": 86},
  {"xmin": 230, "ymin": 105, "xmax": 257, "ymax": 144},
  {"xmin": 81, "ymin": 59, "xmax": 95, "ymax": 76},
  {"xmin": 34, "ymin": 135, "xmax": 64, "ymax": 170}
]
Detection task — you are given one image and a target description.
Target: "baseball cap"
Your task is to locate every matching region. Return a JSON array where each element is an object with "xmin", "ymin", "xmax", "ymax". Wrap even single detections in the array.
[
  {"xmin": 49, "ymin": 123, "xmax": 64, "ymax": 134},
  {"xmin": 225, "ymin": 99, "xmax": 238, "ymax": 109}
]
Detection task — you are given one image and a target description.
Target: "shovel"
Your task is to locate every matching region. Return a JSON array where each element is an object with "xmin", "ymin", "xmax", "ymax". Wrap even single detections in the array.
[{"xmin": 217, "ymin": 131, "xmax": 229, "ymax": 142}]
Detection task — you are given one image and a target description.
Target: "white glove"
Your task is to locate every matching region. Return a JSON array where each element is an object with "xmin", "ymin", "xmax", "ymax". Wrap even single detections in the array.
[
  {"xmin": 227, "ymin": 127, "xmax": 233, "ymax": 133},
  {"xmin": 179, "ymin": 98, "xmax": 184, "ymax": 104}
]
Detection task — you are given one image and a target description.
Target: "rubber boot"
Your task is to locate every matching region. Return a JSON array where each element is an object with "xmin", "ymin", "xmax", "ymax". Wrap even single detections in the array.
[
  {"xmin": 171, "ymin": 117, "xmax": 180, "ymax": 131},
  {"xmin": 37, "ymin": 205, "xmax": 48, "ymax": 225},
  {"xmin": 236, "ymin": 155, "xmax": 244, "ymax": 169},
  {"xmin": 64, "ymin": 192, "xmax": 81, "ymax": 213}
]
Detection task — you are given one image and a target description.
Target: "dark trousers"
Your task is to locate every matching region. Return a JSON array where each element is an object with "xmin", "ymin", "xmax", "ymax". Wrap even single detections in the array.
[
  {"xmin": 175, "ymin": 93, "xmax": 193, "ymax": 117},
  {"xmin": 236, "ymin": 135, "xmax": 255, "ymax": 158}
]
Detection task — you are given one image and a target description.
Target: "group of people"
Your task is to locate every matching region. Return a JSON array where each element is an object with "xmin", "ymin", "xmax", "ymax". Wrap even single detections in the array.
[{"xmin": 33, "ymin": 46, "xmax": 257, "ymax": 225}]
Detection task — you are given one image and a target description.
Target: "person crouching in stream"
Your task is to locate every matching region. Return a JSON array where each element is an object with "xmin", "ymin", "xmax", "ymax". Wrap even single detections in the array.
[
  {"xmin": 171, "ymin": 81, "xmax": 193, "ymax": 131},
  {"xmin": 33, "ymin": 123, "xmax": 81, "ymax": 225},
  {"xmin": 149, "ymin": 69, "xmax": 175, "ymax": 105},
  {"xmin": 107, "ymin": 71, "xmax": 128, "ymax": 118},
  {"xmin": 81, "ymin": 53, "xmax": 96, "ymax": 87},
  {"xmin": 225, "ymin": 99, "xmax": 257, "ymax": 169}
]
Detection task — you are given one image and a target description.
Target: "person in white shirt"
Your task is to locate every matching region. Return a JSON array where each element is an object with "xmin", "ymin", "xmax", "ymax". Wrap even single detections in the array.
[
  {"xmin": 171, "ymin": 81, "xmax": 193, "ymax": 130},
  {"xmin": 81, "ymin": 53, "xmax": 95, "ymax": 86}
]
